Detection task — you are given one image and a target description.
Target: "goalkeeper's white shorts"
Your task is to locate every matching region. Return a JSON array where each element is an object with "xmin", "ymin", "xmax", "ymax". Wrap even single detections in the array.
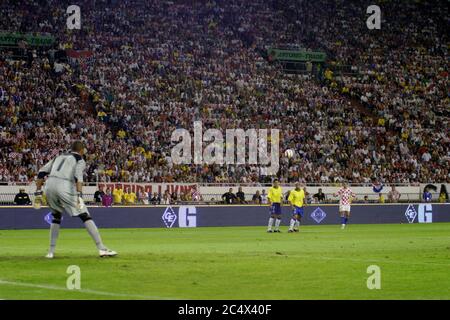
[{"xmin": 44, "ymin": 179, "xmax": 89, "ymax": 216}]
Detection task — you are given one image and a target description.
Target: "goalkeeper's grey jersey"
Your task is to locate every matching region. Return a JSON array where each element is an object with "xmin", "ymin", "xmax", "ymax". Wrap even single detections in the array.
[{"xmin": 39, "ymin": 152, "xmax": 86, "ymax": 183}]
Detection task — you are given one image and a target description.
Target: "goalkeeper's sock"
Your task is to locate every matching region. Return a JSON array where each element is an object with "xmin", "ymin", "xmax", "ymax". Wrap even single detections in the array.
[
  {"xmin": 289, "ymin": 218, "xmax": 296, "ymax": 231},
  {"xmin": 84, "ymin": 220, "xmax": 107, "ymax": 250},
  {"xmin": 267, "ymin": 217, "xmax": 274, "ymax": 230},
  {"xmin": 49, "ymin": 223, "xmax": 60, "ymax": 254},
  {"xmin": 275, "ymin": 218, "xmax": 281, "ymax": 231}
]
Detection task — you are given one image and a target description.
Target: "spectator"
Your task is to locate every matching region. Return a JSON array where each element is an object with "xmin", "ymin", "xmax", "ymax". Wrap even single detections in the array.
[
  {"xmin": 304, "ymin": 186, "xmax": 311, "ymax": 204},
  {"xmin": 150, "ymin": 192, "xmax": 161, "ymax": 205},
  {"xmin": 123, "ymin": 188, "xmax": 137, "ymax": 205},
  {"xmin": 222, "ymin": 188, "xmax": 237, "ymax": 204},
  {"xmin": 137, "ymin": 189, "xmax": 149, "ymax": 204},
  {"xmin": 284, "ymin": 190, "xmax": 291, "ymax": 202},
  {"xmin": 94, "ymin": 187, "xmax": 105, "ymax": 204},
  {"xmin": 162, "ymin": 191, "xmax": 171, "ymax": 205},
  {"xmin": 180, "ymin": 190, "xmax": 191, "ymax": 202},
  {"xmin": 438, "ymin": 185, "xmax": 448, "ymax": 203},
  {"xmin": 14, "ymin": 188, "xmax": 31, "ymax": 205},
  {"xmin": 170, "ymin": 192, "xmax": 178, "ymax": 204},
  {"xmin": 236, "ymin": 187, "xmax": 246, "ymax": 204},
  {"xmin": 252, "ymin": 190, "xmax": 262, "ymax": 204},
  {"xmin": 261, "ymin": 190, "xmax": 268, "ymax": 204},
  {"xmin": 112, "ymin": 186, "xmax": 124, "ymax": 205},
  {"xmin": 313, "ymin": 188, "xmax": 326, "ymax": 203},
  {"xmin": 423, "ymin": 188, "xmax": 432, "ymax": 202},
  {"xmin": 387, "ymin": 186, "xmax": 401, "ymax": 203},
  {"xmin": 102, "ymin": 188, "xmax": 113, "ymax": 207}
]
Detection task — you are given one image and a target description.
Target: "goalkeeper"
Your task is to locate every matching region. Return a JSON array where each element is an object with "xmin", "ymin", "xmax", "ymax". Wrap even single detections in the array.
[{"xmin": 34, "ymin": 141, "xmax": 117, "ymax": 258}]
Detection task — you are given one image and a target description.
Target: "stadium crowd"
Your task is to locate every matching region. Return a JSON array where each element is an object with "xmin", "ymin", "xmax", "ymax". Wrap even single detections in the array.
[{"xmin": 0, "ymin": 0, "xmax": 448, "ymax": 184}]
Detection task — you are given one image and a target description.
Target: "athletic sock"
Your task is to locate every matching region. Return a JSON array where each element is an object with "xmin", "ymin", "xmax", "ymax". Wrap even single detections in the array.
[
  {"xmin": 344, "ymin": 217, "xmax": 349, "ymax": 224},
  {"xmin": 295, "ymin": 220, "xmax": 300, "ymax": 229},
  {"xmin": 268, "ymin": 217, "xmax": 274, "ymax": 230},
  {"xmin": 84, "ymin": 220, "xmax": 107, "ymax": 250},
  {"xmin": 289, "ymin": 218, "xmax": 296, "ymax": 230},
  {"xmin": 275, "ymin": 218, "xmax": 281, "ymax": 230},
  {"xmin": 341, "ymin": 216, "xmax": 346, "ymax": 225},
  {"xmin": 49, "ymin": 223, "xmax": 60, "ymax": 254}
]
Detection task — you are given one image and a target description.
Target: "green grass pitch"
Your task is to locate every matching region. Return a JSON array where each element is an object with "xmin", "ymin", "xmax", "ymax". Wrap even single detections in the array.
[{"xmin": 0, "ymin": 223, "xmax": 449, "ymax": 300}]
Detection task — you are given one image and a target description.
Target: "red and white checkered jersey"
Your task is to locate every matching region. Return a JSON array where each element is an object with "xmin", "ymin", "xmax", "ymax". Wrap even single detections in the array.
[
  {"xmin": 337, "ymin": 187, "xmax": 356, "ymax": 205},
  {"xmin": 191, "ymin": 190, "xmax": 201, "ymax": 201}
]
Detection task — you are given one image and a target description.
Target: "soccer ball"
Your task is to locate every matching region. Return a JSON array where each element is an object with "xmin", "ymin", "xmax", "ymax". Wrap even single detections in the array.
[{"xmin": 284, "ymin": 149, "xmax": 294, "ymax": 158}]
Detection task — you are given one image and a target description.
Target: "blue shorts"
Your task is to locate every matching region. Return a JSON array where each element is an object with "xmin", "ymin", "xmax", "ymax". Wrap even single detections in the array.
[
  {"xmin": 270, "ymin": 203, "xmax": 282, "ymax": 215},
  {"xmin": 292, "ymin": 206, "xmax": 304, "ymax": 217}
]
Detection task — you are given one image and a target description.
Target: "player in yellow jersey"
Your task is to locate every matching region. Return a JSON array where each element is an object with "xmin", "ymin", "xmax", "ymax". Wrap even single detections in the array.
[
  {"xmin": 288, "ymin": 183, "xmax": 306, "ymax": 233},
  {"xmin": 267, "ymin": 179, "xmax": 283, "ymax": 233}
]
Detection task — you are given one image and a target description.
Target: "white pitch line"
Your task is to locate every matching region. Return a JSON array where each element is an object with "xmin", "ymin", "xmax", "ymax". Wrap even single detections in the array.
[
  {"xmin": 285, "ymin": 254, "xmax": 450, "ymax": 267},
  {"xmin": 0, "ymin": 279, "xmax": 182, "ymax": 300}
]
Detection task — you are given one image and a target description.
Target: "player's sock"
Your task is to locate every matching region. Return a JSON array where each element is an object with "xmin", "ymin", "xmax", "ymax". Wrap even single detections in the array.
[
  {"xmin": 344, "ymin": 217, "xmax": 349, "ymax": 224},
  {"xmin": 341, "ymin": 216, "xmax": 346, "ymax": 225},
  {"xmin": 49, "ymin": 223, "xmax": 60, "ymax": 254},
  {"xmin": 289, "ymin": 218, "xmax": 295, "ymax": 231},
  {"xmin": 84, "ymin": 220, "xmax": 107, "ymax": 250},
  {"xmin": 275, "ymin": 218, "xmax": 281, "ymax": 231},
  {"xmin": 267, "ymin": 217, "xmax": 274, "ymax": 230},
  {"xmin": 294, "ymin": 220, "xmax": 300, "ymax": 229}
]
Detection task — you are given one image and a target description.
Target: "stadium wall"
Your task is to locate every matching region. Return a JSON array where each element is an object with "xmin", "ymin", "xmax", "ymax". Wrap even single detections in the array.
[
  {"xmin": 0, "ymin": 204, "xmax": 448, "ymax": 229},
  {"xmin": 2, "ymin": 183, "xmax": 447, "ymax": 202}
]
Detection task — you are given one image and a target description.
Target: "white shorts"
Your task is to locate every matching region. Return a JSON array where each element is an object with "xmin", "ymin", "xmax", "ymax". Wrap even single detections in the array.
[
  {"xmin": 339, "ymin": 204, "xmax": 351, "ymax": 212},
  {"xmin": 45, "ymin": 178, "xmax": 89, "ymax": 217}
]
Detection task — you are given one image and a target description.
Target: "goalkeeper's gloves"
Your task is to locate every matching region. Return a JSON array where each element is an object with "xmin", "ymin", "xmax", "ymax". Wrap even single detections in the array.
[
  {"xmin": 76, "ymin": 192, "xmax": 85, "ymax": 210},
  {"xmin": 33, "ymin": 190, "xmax": 43, "ymax": 209}
]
